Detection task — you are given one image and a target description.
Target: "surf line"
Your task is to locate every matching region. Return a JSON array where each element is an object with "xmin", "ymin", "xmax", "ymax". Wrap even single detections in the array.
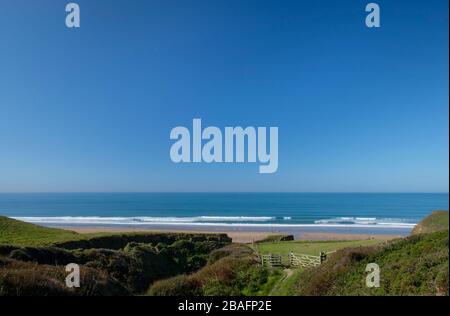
[{"xmin": 170, "ymin": 119, "xmax": 278, "ymax": 173}]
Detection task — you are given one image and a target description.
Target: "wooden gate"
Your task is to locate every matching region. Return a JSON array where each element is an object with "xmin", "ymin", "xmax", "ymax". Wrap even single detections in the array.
[
  {"xmin": 260, "ymin": 254, "xmax": 284, "ymax": 267},
  {"xmin": 260, "ymin": 251, "xmax": 329, "ymax": 268},
  {"xmin": 288, "ymin": 252, "xmax": 321, "ymax": 268}
]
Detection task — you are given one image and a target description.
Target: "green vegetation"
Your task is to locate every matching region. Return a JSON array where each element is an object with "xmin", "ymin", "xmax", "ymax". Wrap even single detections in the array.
[
  {"xmin": 0, "ymin": 256, "xmax": 128, "ymax": 296},
  {"xmin": 269, "ymin": 269, "xmax": 303, "ymax": 296},
  {"xmin": 148, "ymin": 244, "xmax": 282, "ymax": 296},
  {"xmin": 0, "ymin": 216, "xmax": 81, "ymax": 246},
  {"xmin": 412, "ymin": 211, "xmax": 449, "ymax": 235},
  {"xmin": 0, "ymin": 216, "xmax": 231, "ymax": 248},
  {"xmin": 0, "ymin": 216, "xmax": 231, "ymax": 296},
  {"xmin": 1, "ymin": 212, "xmax": 449, "ymax": 296},
  {"xmin": 255, "ymin": 234, "xmax": 294, "ymax": 243},
  {"xmin": 0, "ymin": 237, "xmax": 229, "ymax": 295},
  {"xmin": 294, "ymin": 230, "xmax": 449, "ymax": 296},
  {"xmin": 256, "ymin": 239, "xmax": 387, "ymax": 256}
]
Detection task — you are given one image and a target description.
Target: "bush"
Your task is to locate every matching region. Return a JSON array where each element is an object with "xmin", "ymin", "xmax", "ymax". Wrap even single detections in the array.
[
  {"xmin": 147, "ymin": 244, "xmax": 275, "ymax": 296},
  {"xmin": 148, "ymin": 275, "xmax": 202, "ymax": 296},
  {"xmin": 435, "ymin": 262, "xmax": 449, "ymax": 296},
  {"xmin": 294, "ymin": 230, "xmax": 449, "ymax": 296},
  {"xmin": 54, "ymin": 233, "xmax": 231, "ymax": 250},
  {"xmin": 0, "ymin": 236, "xmax": 227, "ymax": 295},
  {"xmin": 203, "ymin": 277, "xmax": 241, "ymax": 296},
  {"xmin": 0, "ymin": 256, "xmax": 129, "ymax": 296},
  {"xmin": 256, "ymin": 235, "xmax": 294, "ymax": 243},
  {"xmin": 9, "ymin": 247, "xmax": 77, "ymax": 265}
]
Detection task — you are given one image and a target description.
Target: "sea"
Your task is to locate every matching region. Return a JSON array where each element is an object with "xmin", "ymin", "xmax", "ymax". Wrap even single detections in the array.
[{"xmin": 0, "ymin": 193, "xmax": 448, "ymax": 236}]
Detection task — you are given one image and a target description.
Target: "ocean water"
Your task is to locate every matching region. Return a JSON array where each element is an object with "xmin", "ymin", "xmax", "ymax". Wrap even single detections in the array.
[{"xmin": 0, "ymin": 193, "xmax": 448, "ymax": 232}]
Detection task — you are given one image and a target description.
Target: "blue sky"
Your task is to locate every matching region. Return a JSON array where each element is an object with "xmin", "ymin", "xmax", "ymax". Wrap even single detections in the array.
[{"xmin": 0, "ymin": 0, "xmax": 448, "ymax": 192}]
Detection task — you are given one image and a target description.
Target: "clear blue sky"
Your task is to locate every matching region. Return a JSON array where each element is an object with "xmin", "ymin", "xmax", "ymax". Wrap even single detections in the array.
[{"xmin": 0, "ymin": 0, "xmax": 448, "ymax": 192}]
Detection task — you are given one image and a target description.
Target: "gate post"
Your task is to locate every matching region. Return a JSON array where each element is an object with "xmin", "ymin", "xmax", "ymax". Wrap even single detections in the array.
[{"xmin": 319, "ymin": 251, "xmax": 327, "ymax": 264}]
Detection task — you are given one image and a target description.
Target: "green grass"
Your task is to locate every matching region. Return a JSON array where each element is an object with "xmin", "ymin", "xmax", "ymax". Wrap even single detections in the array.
[
  {"xmin": 0, "ymin": 215, "xmax": 152, "ymax": 246},
  {"xmin": 294, "ymin": 230, "xmax": 449, "ymax": 296},
  {"xmin": 243, "ymin": 268, "xmax": 284, "ymax": 296},
  {"xmin": 269, "ymin": 268, "xmax": 303, "ymax": 296},
  {"xmin": 255, "ymin": 239, "xmax": 388, "ymax": 256},
  {"xmin": 0, "ymin": 218, "xmax": 231, "ymax": 295},
  {"xmin": 148, "ymin": 244, "xmax": 278, "ymax": 296},
  {"xmin": 0, "ymin": 216, "xmax": 231, "ymax": 247},
  {"xmin": 412, "ymin": 211, "xmax": 449, "ymax": 235},
  {"xmin": 0, "ymin": 216, "xmax": 83, "ymax": 246}
]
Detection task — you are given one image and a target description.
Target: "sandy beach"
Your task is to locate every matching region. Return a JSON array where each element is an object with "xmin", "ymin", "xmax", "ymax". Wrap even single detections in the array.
[{"xmin": 62, "ymin": 226, "xmax": 403, "ymax": 243}]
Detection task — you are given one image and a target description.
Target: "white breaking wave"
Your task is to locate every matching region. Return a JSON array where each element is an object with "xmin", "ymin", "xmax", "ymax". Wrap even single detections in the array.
[
  {"xmin": 197, "ymin": 216, "xmax": 274, "ymax": 222},
  {"xmin": 314, "ymin": 217, "xmax": 416, "ymax": 228},
  {"xmin": 12, "ymin": 216, "xmax": 275, "ymax": 225},
  {"xmin": 12, "ymin": 215, "xmax": 416, "ymax": 229}
]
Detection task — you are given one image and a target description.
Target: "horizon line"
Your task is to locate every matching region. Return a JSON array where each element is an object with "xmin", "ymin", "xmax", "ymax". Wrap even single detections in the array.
[{"xmin": 0, "ymin": 191, "xmax": 448, "ymax": 194}]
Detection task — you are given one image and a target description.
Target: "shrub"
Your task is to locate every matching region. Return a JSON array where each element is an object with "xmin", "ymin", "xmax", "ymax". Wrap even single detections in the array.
[
  {"xmin": 0, "ymin": 236, "xmax": 226, "ymax": 295},
  {"xmin": 0, "ymin": 256, "xmax": 129, "ymax": 296},
  {"xmin": 148, "ymin": 275, "xmax": 202, "ymax": 296},
  {"xmin": 294, "ymin": 230, "xmax": 449, "ymax": 296},
  {"xmin": 9, "ymin": 247, "xmax": 77, "ymax": 265},
  {"xmin": 54, "ymin": 233, "xmax": 231, "ymax": 250},
  {"xmin": 203, "ymin": 277, "xmax": 241, "ymax": 296},
  {"xmin": 256, "ymin": 235, "xmax": 294, "ymax": 243},
  {"xmin": 147, "ymin": 244, "xmax": 274, "ymax": 296}
]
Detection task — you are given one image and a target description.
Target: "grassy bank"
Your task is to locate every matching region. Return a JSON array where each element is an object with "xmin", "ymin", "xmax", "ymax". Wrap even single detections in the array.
[
  {"xmin": 0, "ymin": 216, "xmax": 81, "ymax": 246},
  {"xmin": 255, "ymin": 239, "xmax": 387, "ymax": 256},
  {"xmin": 0, "ymin": 216, "xmax": 231, "ymax": 248},
  {"xmin": 293, "ymin": 230, "xmax": 448, "ymax": 295},
  {"xmin": 0, "ymin": 216, "xmax": 232, "ymax": 295},
  {"xmin": 148, "ymin": 243, "xmax": 281, "ymax": 296},
  {"xmin": 412, "ymin": 210, "xmax": 449, "ymax": 235},
  {"xmin": 292, "ymin": 212, "xmax": 449, "ymax": 296},
  {"xmin": 1, "ymin": 212, "xmax": 448, "ymax": 296}
]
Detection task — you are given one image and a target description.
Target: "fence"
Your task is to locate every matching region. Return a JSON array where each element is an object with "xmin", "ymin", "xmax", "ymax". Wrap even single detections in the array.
[
  {"xmin": 288, "ymin": 252, "xmax": 321, "ymax": 268},
  {"xmin": 260, "ymin": 254, "xmax": 284, "ymax": 267},
  {"xmin": 260, "ymin": 251, "xmax": 333, "ymax": 268}
]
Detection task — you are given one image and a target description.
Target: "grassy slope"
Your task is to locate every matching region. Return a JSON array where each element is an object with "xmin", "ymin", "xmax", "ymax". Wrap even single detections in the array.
[
  {"xmin": 257, "ymin": 240, "xmax": 387, "ymax": 296},
  {"xmin": 292, "ymin": 211, "xmax": 450, "ymax": 296},
  {"xmin": 262, "ymin": 212, "xmax": 450, "ymax": 296},
  {"xmin": 256, "ymin": 239, "xmax": 387, "ymax": 256},
  {"xmin": 0, "ymin": 216, "xmax": 230, "ymax": 247},
  {"xmin": 269, "ymin": 269, "xmax": 302, "ymax": 296},
  {"xmin": 0, "ymin": 217, "xmax": 232, "ymax": 295},
  {"xmin": 294, "ymin": 229, "xmax": 449, "ymax": 296},
  {"xmin": 0, "ymin": 216, "xmax": 82, "ymax": 246},
  {"xmin": 0, "ymin": 255, "xmax": 129, "ymax": 296},
  {"xmin": 148, "ymin": 244, "xmax": 282, "ymax": 296},
  {"xmin": 412, "ymin": 211, "xmax": 449, "ymax": 235}
]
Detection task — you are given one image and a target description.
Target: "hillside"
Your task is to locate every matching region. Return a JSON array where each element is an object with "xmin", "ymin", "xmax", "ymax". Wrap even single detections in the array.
[
  {"xmin": 256, "ymin": 239, "xmax": 386, "ymax": 256},
  {"xmin": 294, "ymin": 229, "xmax": 449, "ymax": 296},
  {"xmin": 0, "ymin": 216, "xmax": 231, "ymax": 248},
  {"xmin": 2, "ymin": 214, "xmax": 449, "ymax": 296},
  {"xmin": 0, "ymin": 255, "xmax": 128, "ymax": 296},
  {"xmin": 412, "ymin": 211, "xmax": 449, "ymax": 235},
  {"xmin": 0, "ymin": 216, "xmax": 233, "ymax": 295},
  {"xmin": 0, "ymin": 216, "xmax": 81, "ymax": 246},
  {"xmin": 148, "ymin": 243, "xmax": 281, "ymax": 296}
]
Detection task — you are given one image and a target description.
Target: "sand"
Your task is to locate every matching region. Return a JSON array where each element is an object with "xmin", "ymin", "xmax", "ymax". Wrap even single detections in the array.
[{"xmin": 62, "ymin": 226, "xmax": 402, "ymax": 243}]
